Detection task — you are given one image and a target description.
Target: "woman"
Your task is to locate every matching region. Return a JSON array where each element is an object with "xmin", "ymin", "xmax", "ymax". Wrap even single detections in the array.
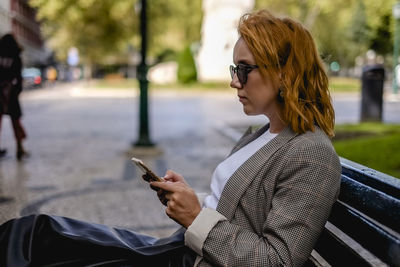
[
  {"xmin": 0, "ymin": 33, "xmax": 28, "ymax": 160},
  {"xmin": 151, "ymin": 10, "xmax": 341, "ymax": 266},
  {"xmin": 0, "ymin": 10, "xmax": 340, "ymax": 266}
]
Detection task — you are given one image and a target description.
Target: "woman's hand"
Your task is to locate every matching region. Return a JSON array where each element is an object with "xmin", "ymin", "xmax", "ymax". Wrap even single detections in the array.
[
  {"xmin": 150, "ymin": 170, "xmax": 201, "ymax": 228},
  {"xmin": 147, "ymin": 170, "xmax": 188, "ymax": 205},
  {"xmin": 164, "ymin": 169, "xmax": 188, "ymax": 183}
]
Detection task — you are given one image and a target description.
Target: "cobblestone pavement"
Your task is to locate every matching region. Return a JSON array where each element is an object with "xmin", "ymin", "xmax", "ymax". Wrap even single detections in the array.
[{"xmin": 0, "ymin": 82, "xmax": 398, "ymax": 238}]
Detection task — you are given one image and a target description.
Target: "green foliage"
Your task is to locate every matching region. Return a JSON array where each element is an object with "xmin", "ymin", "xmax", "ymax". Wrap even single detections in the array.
[
  {"xmin": 333, "ymin": 123, "xmax": 400, "ymax": 178},
  {"xmin": 255, "ymin": 0, "xmax": 396, "ymax": 68},
  {"xmin": 29, "ymin": 0, "xmax": 137, "ymax": 64},
  {"xmin": 370, "ymin": 14, "xmax": 392, "ymax": 55},
  {"xmin": 29, "ymin": 0, "xmax": 396, "ymax": 71},
  {"xmin": 28, "ymin": 0, "xmax": 202, "ymax": 66},
  {"xmin": 149, "ymin": 0, "xmax": 202, "ymax": 57},
  {"xmin": 351, "ymin": 0, "xmax": 370, "ymax": 44},
  {"xmin": 153, "ymin": 48, "xmax": 177, "ymax": 65},
  {"xmin": 177, "ymin": 46, "xmax": 197, "ymax": 84}
]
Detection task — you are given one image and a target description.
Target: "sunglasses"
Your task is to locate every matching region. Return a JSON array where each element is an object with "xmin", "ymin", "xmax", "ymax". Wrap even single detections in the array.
[{"xmin": 229, "ymin": 64, "xmax": 259, "ymax": 85}]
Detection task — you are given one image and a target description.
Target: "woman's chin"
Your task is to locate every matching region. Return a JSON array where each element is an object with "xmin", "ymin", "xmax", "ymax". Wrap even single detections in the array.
[{"xmin": 242, "ymin": 107, "xmax": 255, "ymax": 116}]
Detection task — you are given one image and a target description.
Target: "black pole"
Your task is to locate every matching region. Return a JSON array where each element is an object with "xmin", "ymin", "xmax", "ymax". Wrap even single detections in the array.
[{"xmin": 135, "ymin": 0, "xmax": 153, "ymax": 147}]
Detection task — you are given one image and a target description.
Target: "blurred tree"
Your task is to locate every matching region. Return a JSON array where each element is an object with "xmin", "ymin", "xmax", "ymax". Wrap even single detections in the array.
[
  {"xmin": 363, "ymin": 0, "xmax": 394, "ymax": 60},
  {"xmin": 351, "ymin": 0, "xmax": 370, "ymax": 44},
  {"xmin": 30, "ymin": 0, "xmax": 394, "ymax": 73},
  {"xmin": 29, "ymin": 0, "xmax": 202, "ymax": 69},
  {"xmin": 348, "ymin": 0, "xmax": 370, "ymax": 55},
  {"xmin": 255, "ymin": 0, "xmax": 395, "ymax": 69},
  {"xmin": 29, "ymin": 0, "xmax": 137, "ymax": 67},
  {"xmin": 370, "ymin": 14, "xmax": 392, "ymax": 56},
  {"xmin": 148, "ymin": 0, "xmax": 202, "ymax": 62}
]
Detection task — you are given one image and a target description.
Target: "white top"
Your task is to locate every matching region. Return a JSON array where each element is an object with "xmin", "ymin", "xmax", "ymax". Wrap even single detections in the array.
[
  {"xmin": 203, "ymin": 129, "xmax": 277, "ymax": 210},
  {"xmin": 185, "ymin": 128, "xmax": 278, "ymax": 260}
]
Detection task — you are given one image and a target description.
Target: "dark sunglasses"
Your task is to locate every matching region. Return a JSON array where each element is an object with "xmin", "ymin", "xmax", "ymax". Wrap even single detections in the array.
[{"xmin": 229, "ymin": 64, "xmax": 259, "ymax": 85}]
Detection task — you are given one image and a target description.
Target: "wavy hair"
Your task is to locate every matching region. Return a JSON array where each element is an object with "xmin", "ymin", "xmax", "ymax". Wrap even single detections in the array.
[{"xmin": 238, "ymin": 10, "xmax": 335, "ymax": 138}]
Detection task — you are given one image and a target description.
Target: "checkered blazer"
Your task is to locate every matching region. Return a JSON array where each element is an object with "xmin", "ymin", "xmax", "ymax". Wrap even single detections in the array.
[{"xmin": 196, "ymin": 124, "xmax": 341, "ymax": 267}]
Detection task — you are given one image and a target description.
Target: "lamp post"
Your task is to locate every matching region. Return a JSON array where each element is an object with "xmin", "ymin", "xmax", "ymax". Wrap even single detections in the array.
[
  {"xmin": 135, "ymin": 0, "xmax": 154, "ymax": 147},
  {"xmin": 392, "ymin": 2, "xmax": 400, "ymax": 94}
]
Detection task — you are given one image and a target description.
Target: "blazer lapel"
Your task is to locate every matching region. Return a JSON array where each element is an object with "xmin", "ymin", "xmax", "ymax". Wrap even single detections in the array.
[
  {"xmin": 217, "ymin": 126, "xmax": 298, "ymax": 220},
  {"xmin": 229, "ymin": 124, "xmax": 270, "ymax": 156}
]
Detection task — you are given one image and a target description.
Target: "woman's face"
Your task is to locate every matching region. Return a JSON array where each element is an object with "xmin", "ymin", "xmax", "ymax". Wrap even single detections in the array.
[{"xmin": 230, "ymin": 38, "xmax": 280, "ymax": 117}]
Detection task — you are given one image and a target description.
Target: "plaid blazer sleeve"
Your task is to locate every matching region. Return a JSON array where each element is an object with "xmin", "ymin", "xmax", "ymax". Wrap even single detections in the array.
[{"xmin": 197, "ymin": 128, "xmax": 341, "ymax": 267}]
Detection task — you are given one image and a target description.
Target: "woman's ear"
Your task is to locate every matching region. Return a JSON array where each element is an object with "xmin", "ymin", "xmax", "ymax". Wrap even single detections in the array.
[
  {"xmin": 277, "ymin": 72, "xmax": 285, "ymax": 102},
  {"xmin": 277, "ymin": 86, "xmax": 284, "ymax": 102}
]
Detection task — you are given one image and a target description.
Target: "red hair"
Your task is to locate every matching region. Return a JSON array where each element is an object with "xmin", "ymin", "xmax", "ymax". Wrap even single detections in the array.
[{"xmin": 238, "ymin": 10, "xmax": 335, "ymax": 138}]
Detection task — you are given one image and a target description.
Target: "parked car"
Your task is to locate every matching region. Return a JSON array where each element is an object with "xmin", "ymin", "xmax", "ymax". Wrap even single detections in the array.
[{"xmin": 22, "ymin": 68, "xmax": 42, "ymax": 88}]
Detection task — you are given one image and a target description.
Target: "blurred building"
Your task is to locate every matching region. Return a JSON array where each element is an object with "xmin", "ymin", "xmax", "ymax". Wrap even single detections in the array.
[
  {"xmin": 196, "ymin": 0, "xmax": 254, "ymax": 82},
  {"xmin": 0, "ymin": 0, "xmax": 11, "ymax": 33},
  {"xmin": 0, "ymin": 0, "xmax": 50, "ymax": 67}
]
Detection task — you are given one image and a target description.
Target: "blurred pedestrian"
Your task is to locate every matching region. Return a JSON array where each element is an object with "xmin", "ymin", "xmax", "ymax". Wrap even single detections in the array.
[
  {"xmin": 0, "ymin": 33, "xmax": 28, "ymax": 160},
  {"xmin": 46, "ymin": 66, "xmax": 57, "ymax": 83}
]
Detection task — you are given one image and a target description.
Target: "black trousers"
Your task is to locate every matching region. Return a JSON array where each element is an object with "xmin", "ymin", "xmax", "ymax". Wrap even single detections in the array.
[{"xmin": 0, "ymin": 214, "xmax": 196, "ymax": 266}]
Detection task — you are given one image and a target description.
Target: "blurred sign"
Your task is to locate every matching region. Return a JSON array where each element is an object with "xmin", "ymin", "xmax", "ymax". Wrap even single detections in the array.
[{"xmin": 67, "ymin": 47, "xmax": 79, "ymax": 66}]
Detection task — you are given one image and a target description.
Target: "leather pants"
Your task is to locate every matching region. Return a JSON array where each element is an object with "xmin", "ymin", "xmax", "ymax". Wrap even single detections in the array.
[{"xmin": 0, "ymin": 214, "xmax": 196, "ymax": 267}]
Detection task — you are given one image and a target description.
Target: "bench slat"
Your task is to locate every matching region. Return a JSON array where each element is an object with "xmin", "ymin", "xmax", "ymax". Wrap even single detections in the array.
[
  {"xmin": 341, "ymin": 159, "xmax": 400, "ymax": 199},
  {"xmin": 309, "ymin": 159, "xmax": 400, "ymax": 266},
  {"xmin": 312, "ymin": 227, "xmax": 371, "ymax": 266},
  {"xmin": 339, "ymin": 174, "xmax": 400, "ymax": 233},
  {"xmin": 328, "ymin": 201, "xmax": 400, "ymax": 267}
]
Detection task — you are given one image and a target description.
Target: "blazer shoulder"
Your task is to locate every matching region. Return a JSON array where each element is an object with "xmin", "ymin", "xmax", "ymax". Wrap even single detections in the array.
[
  {"xmin": 282, "ymin": 127, "xmax": 339, "ymax": 165},
  {"xmin": 290, "ymin": 127, "xmax": 333, "ymax": 146}
]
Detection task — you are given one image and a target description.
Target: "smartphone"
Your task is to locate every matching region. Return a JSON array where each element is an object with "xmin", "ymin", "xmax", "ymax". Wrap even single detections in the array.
[{"xmin": 131, "ymin": 157, "xmax": 164, "ymax": 182}]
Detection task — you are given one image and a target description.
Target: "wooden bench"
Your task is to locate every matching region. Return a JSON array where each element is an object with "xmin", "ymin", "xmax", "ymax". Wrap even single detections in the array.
[{"xmin": 306, "ymin": 158, "xmax": 400, "ymax": 267}]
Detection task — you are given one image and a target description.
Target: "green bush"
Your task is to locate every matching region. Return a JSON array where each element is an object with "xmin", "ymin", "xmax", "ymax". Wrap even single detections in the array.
[{"xmin": 177, "ymin": 46, "xmax": 197, "ymax": 84}]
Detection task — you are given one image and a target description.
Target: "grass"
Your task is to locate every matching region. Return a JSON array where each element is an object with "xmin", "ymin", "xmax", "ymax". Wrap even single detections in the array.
[
  {"xmin": 151, "ymin": 81, "xmax": 230, "ymax": 91},
  {"xmin": 333, "ymin": 123, "xmax": 400, "ymax": 178},
  {"xmin": 329, "ymin": 76, "xmax": 360, "ymax": 92},
  {"xmin": 91, "ymin": 78, "xmax": 137, "ymax": 89},
  {"xmin": 90, "ymin": 76, "xmax": 361, "ymax": 93},
  {"xmin": 90, "ymin": 78, "xmax": 230, "ymax": 91}
]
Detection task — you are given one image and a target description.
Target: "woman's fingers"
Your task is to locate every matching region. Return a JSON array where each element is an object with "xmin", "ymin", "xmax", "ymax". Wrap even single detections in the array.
[
  {"xmin": 163, "ymin": 170, "xmax": 187, "ymax": 184},
  {"xmin": 150, "ymin": 180, "xmax": 177, "ymax": 191},
  {"xmin": 142, "ymin": 174, "xmax": 151, "ymax": 183},
  {"xmin": 157, "ymin": 189, "xmax": 169, "ymax": 206},
  {"xmin": 150, "ymin": 181, "xmax": 201, "ymax": 228}
]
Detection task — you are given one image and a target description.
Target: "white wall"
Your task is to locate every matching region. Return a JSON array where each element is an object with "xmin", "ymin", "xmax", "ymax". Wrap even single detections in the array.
[
  {"xmin": 196, "ymin": 0, "xmax": 254, "ymax": 82},
  {"xmin": 0, "ymin": 0, "xmax": 11, "ymax": 35}
]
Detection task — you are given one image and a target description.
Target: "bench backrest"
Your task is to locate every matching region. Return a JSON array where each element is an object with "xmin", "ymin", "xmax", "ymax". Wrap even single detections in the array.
[{"xmin": 307, "ymin": 158, "xmax": 400, "ymax": 267}]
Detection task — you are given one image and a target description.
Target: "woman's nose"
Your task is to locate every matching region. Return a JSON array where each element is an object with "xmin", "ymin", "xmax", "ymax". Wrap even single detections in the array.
[{"xmin": 230, "ymin": 74, "xmax": 242, "ymax": 89}]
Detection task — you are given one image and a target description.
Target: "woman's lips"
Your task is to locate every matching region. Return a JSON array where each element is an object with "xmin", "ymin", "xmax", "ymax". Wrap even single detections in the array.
[{"xmin": 238, "ymin": 95, "xmax": 247, "ymax": 103}]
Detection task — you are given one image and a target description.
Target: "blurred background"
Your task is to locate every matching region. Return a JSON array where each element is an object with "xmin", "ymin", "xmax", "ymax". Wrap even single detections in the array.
[
  {"xmin": 0, "ymin": 0, "xmax": 398, "ymax": 235},
  {"xmin": 0, "ymin": 0, "xmax": 397, "ymax": 87}
]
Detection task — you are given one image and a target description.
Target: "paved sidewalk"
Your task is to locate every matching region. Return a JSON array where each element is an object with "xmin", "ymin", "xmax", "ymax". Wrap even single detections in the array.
[
  {"xmin": 0, "ymin": 84, "xmax": 242, "ymax": 238},
  {"xmin": 0, "ymin": 83, "xmax": 398, "ymax": 238}
]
